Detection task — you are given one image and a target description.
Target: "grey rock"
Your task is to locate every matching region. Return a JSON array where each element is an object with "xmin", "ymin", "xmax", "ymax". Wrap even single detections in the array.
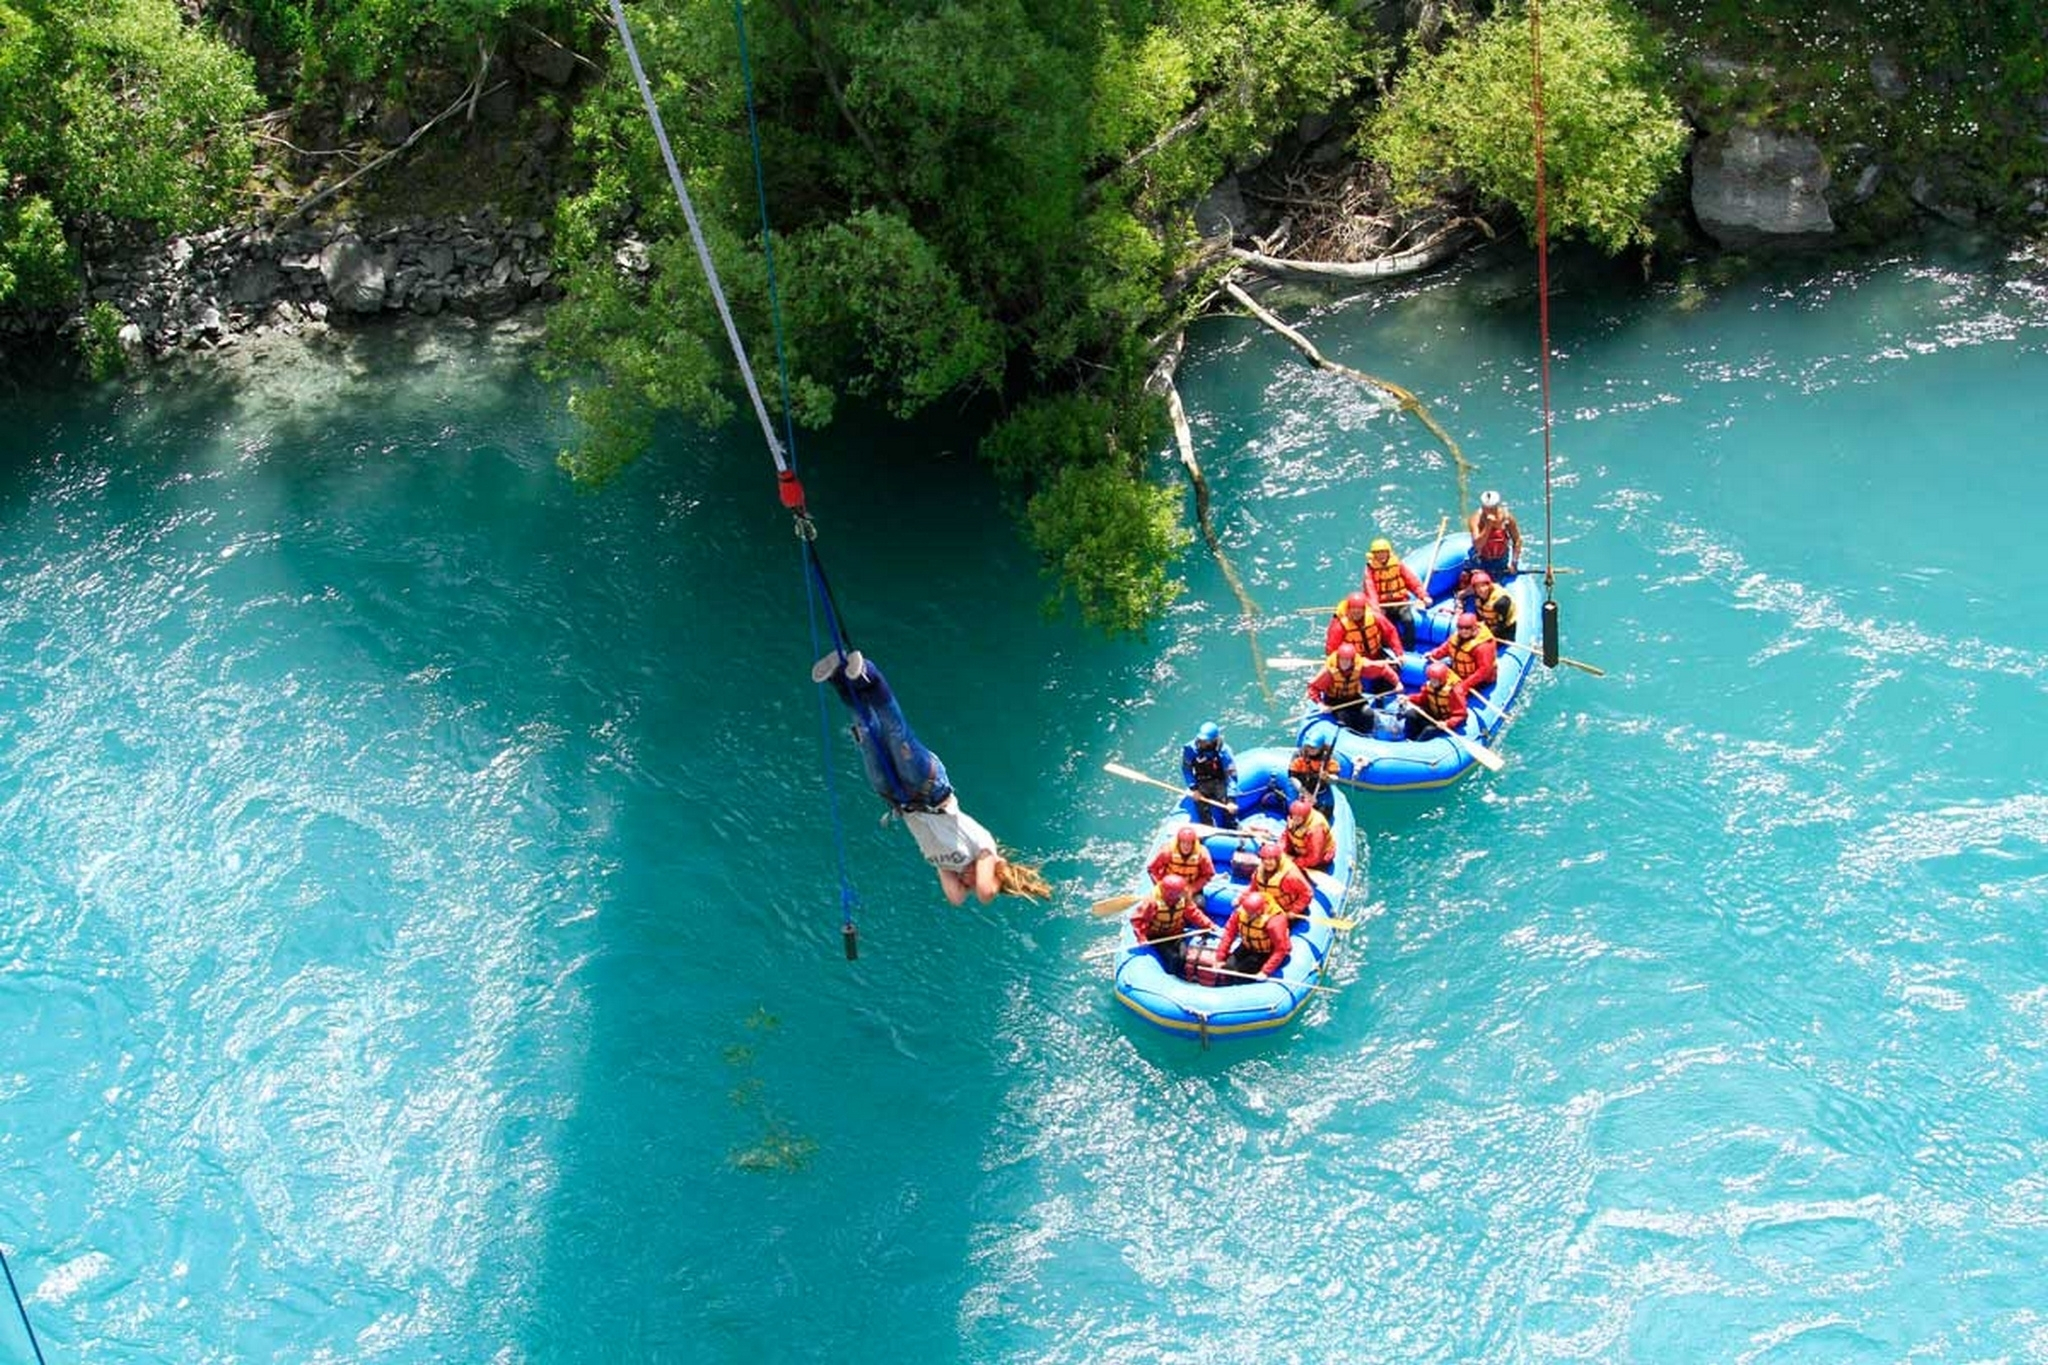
[
  {"xmin": 516, "ymin": 39, "xmax": 580, "ymax": 86},
  {"xmin": 477, "ymin": 86, "xmax": 517, "ymax": 126},
  {"xmin": 1853, "ymin": 163, "xmax": 1883, "ymax": 202},
  {"xmin": 1870, "ymin": 54, "xmax": 1907, "ymax": 102},
  {"xmin": 418, "ymin": 244, "xmax": 456, "ymax": 279},
  {"xmin": 1194, "ymin": 175, "xmax": 1247, "ymax": 240},
  {"xmin": 374, "ymin": 104, "xmax": 414, "ymax": 145},
  {"xmin": 1909, "ymin": 175, "xmax": 1977, "ymax": 227},
  {"xmin": 227, "ymin": 260, "xmax": 282, "ymax": 304},
  {"xmin": 319, "ymin": 238, "xmax": 392, "ymax": 313},
  {"xmin": 306, "ymin": 299, "xmax": 330, "ymax": 322},
  {"xmin": 1690, "ymin": 126, "xmax": 1835, "ymax": 248},
  {"xmin": 614, "ymin": 238, "xmax": 651, "ymax": 275},
  {"xmin": 198, "ymin": 306, "xmax": 224, "ymax": 337},
  {"xmin": 1692, "ymin": 52, "xmax": 1775, "ymax": 83}
]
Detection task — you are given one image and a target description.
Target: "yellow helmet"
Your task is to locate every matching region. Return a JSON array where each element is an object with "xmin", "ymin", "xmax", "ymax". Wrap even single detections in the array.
[{"xmin": 1369, "ymin": 537, "xmax": 1393, "ymax": 555}]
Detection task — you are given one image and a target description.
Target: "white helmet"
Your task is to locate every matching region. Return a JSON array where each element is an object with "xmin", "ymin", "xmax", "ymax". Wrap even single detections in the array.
[{"xmin": 1479, "ymin": 490, "xmax": 1502, "ymax": 509}]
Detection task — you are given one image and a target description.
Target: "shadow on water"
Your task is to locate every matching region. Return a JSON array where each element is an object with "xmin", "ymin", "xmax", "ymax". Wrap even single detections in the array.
[{"xmin": 507, "ymin": 386, "xmax": 1158, "ymax": 1360}]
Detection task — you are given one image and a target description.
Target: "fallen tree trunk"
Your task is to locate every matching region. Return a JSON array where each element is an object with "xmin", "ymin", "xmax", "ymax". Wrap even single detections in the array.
[
  {"xmin": 1227, "ymin": 221, "xmax": 1484, "ymax": 282},
  {"xmin": 1148, "ymin": 330, "xmax": 1274, "ymax": 705}
]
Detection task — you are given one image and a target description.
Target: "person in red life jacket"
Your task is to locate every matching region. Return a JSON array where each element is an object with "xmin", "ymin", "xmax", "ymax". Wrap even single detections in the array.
[
  {"xmin": 1467, "ymin": 489, "xmax": 1522, "ymax": 577},
  {"xmin": 1146, "ymin": 824, "xmax": 1216, "ymax": 890},
  {"xmin": 1403, "ymin": 661, "xmax": 1470, "ymax": 741},
  {"xmin": 1324, "ymin": 590, "xmax": 1402, "ymax": 664},
  {"xmin": 1248, "ymin": 841, "xmax": 1315, "ymax": 920},
  {"xmin": 1458, "ymin": 569, "xmax": 1519, "ymax": 644},
  {"xmin": 1308, "ymin": 644, "xmax": 1398, "ymax": 734},
  {"xmin": 1362, "ymin": 537, "xmax": 1431, "ymax": 647},
  {"xmin": 1429, "ymin": 611, "xmax": 1498, "ymax": 691},
  {"xmin": 1130, "ymin": 873, "xmax": 1215, "ymax": 977},
  {"xmin": 1214, "ymin": 888, "xmax": 1292, "ymax": 981},
  {"xmin": 1287, "ymin": 733, "xmax": 1340, "ymax": 818},
  {"xmin": 1281, "ymin": 799, "xmax": 1334, "ymax": 873}
]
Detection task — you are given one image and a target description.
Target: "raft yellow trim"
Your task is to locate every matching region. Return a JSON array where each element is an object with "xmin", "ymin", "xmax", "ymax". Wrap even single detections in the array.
[{"xmin": 1114, "ymin": 983, "xmax": 1315, "ymax": 1037}]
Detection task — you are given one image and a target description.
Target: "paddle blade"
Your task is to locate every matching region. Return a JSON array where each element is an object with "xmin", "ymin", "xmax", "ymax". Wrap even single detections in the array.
[
  {"xmin": 1464, "ymin": 738, "xmax": 1505, "ymax": 773},
  {"xmin": 1090, "ymin": 894, "xmax": 1143, "ymax": 918}
]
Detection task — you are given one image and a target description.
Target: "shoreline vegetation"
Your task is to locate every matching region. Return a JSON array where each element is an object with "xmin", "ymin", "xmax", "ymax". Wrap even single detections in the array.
[{"xmin": 4, "ymin": 1, "xmax": 2045, "ymax": 632}]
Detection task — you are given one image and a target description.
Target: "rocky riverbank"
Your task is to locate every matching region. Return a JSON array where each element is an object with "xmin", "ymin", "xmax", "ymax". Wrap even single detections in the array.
[{"xmin": 4, "ymin": 208, "xmax": 560, "ymax": 366}]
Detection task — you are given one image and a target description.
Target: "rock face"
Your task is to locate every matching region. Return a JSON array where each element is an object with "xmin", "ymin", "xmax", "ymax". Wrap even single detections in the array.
[
  {"xmin": 12, "ymin": 210, "xmax": 565, "ymax": 359},
  {"xmin": 1690, "ymin": 127, "xmax": 1836, "ymax": 249}
]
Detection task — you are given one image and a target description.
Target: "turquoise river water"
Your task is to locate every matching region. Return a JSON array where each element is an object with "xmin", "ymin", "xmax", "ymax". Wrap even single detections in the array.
[{"xmin": 4, "ymin": 244, "xmax": 2048, "ymax": 1363}]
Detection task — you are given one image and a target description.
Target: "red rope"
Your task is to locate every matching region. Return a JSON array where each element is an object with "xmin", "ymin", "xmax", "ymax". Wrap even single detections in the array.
[{"xmin": 1530, "ymin": 0, "xmax": 1555, "ymax": 596}]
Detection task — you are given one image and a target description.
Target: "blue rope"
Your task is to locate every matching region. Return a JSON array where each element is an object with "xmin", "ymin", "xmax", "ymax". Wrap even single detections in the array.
[
  {"xmin": 606, "ymin": 0, "xmax": 864, "ymax": 940},
  {"xmin": 801, "ymin": 545, "xmax": 861, "ymax": 936},
  {"xmin": 0, "ymin": 1244, "xmax": 47, "ymax": 1365}
]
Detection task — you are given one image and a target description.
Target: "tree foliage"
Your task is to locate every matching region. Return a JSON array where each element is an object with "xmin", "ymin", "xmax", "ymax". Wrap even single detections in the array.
[
  {"xmin": 0, "ymin": 0, "xmax": 260, "ymax": 231},
  {"xmin": 1363, "ymin": 0, "xmax": 1689, "ymax": 252},
  {"xmin": 543, "ymin": 0, "xmax": 1379, "ymax": 630},
  {"xmin": 233, "ymin": 0, "xmax": 583, "ymax": 93},
  {"xmin": 0, "ymin": 177, "xmax": 74, "ymax": 308}
]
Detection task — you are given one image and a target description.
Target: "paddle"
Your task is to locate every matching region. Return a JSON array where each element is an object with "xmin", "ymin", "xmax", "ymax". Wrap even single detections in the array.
[
  {"xmin": 1088, "ymin": 893, "xmax": 1143, "ymax": 918},
  {"xmin": 1395, "ymin": 693, "xmax": 1505, "ymax": 773},
  {"xmin": 1103, "ymin": 760, "xmax": 1239, "ymax": 814},
  {"xmin": 1424, "ymin": 513, "xmax": 1451, "ymax": 585},
  {"xmin": 1209, "ymin": 965, "xmax": 1341, "ymax": 995},
  {"xmin": 1499, "ymin": 638, "xmax": 1606, "ymax": 677}
]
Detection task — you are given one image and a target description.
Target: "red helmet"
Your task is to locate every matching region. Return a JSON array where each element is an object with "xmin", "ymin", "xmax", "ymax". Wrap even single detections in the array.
[
  {"xmin": 1240, "ymin": 890, "xmax": 1268, "ymax": 912},
  {"xmin": 1160, "ymin": 873, "xmax": 1188, "ymax": 900},
  {"xmin": 1174, "ymin": 826, "xmax": 1198, "ymax": 848},
  {"xmin": 1288, "ymin": 799, "xmax": 1313, "ymax": 821},
  {"xmin": 1425, "ymin": 661, "xmax": 1451, "ymax": 684},
  {"xmin": 1335, "ymin": 643, "xmax": 1358, "ymax": 667},
  {"xmin": 1259, "ymin": 842, "xmax": 1282, "ymax": 864},
  {"xmin": 1469, "ymin": 570, "xmax": 1493, "ymax": 591},
  {"xmin": 1457, "ymin": 611, "xmax": 1479, "ymax": 631},
  {"xmin": 1345, "ymin": 591, "xmax": 1370, "ymax": 614}
]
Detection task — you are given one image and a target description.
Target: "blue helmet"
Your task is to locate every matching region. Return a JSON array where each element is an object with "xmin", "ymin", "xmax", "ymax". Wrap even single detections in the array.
[{"xmin": 1195, "ymin": 721, "xmax": 1221, "ymax": 746}]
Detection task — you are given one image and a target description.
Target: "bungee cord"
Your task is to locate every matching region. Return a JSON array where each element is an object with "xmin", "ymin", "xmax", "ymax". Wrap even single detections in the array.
[{"xmin": 605, "ymin": 0, "xmax": 865, "ymax": 954}]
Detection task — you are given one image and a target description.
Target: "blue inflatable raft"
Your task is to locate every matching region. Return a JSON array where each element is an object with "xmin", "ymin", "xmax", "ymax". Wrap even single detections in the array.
[
  {"xmin": 1111, "ymin": 748, "xmax": 1362, "ymax": 1042},
  {"xmin": 1296, "ymin": 532, "xmax": 1544, "ymax": 793}
]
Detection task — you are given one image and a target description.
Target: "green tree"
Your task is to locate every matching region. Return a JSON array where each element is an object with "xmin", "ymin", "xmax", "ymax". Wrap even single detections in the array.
[
  {"xmin": 0, "ymin": 177, "xmax": 76, "ymax": 308},
  {"xmin": 544, "ymin": 0, "xmax": 1378, "ymax": 631},
  {"xmin": 1363, "ymin": 0, "xmax": 1689, "ymax": 253},
  {"xmin": 0, "ymin": 0, "xmax": 260, "ymax": 231},
  {"xmin": 233, "ymin": 0, "xmax": 584, "ymax": 93}
]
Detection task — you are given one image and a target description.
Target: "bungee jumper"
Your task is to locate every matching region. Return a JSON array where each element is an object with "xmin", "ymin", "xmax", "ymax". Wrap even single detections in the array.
[{"xmin": 813, "ymin": 649, "xmax": 1047, "ymax": 907}]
